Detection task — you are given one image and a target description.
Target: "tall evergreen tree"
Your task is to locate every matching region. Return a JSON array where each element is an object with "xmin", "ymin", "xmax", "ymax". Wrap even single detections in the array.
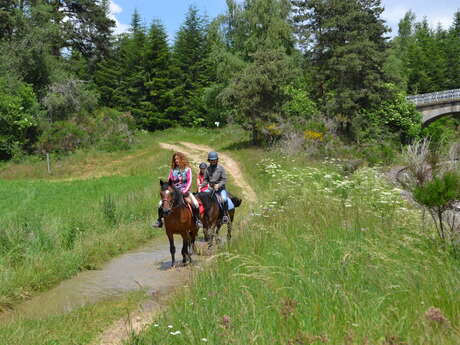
[
  {"xmin": 171, "ymin": 6, "xmax": 212, "ymax": 125},
  {"xmin": 292, "ymin": 0, "xmax": 391, "ymax": 136},
  {"xmin": 217, "ymin": 0, "xmax": 297, "ymax": 143},
  {"xmin": 141, "ymin": 21, "xmax": 175, "ymax": 129}
]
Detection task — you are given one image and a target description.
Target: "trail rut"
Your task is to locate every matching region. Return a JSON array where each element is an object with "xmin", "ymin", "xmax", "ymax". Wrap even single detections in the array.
[{"xmin": 96, "ymin": 142, "xmax": 255, "ymax": 345}]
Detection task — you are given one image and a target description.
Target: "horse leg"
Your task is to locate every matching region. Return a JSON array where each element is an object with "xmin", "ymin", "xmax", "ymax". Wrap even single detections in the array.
[
  {"xmin": 181, "ymin": 233, "xmax": 192, "ymax": 264},
  {"xmin": 227, "ymin": 220, "xmax": 232, "ymax": 242},
  {"xmin": 215, "ymin": 224, "xmax": 222, "ymax": 245},
  {"xmin": 208, "ymin": 225, "xmax": 215, "ymax": 249},
  {"xmin": 167, "ymin": 232, "xmax": 176, "ymax": 267},
  {"xmin": 190, "ymin": 229, "xmax": 197, "ymax": 255}
]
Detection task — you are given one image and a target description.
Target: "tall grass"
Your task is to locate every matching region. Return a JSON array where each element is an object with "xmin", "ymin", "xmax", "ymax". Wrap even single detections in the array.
[
  {"xmin": 0, "ymin": 126, "xmax": 249, "ymax": 310},
  {"xmin": 130, "ymin": 155, "xmax": 460, "ymax": 344},
  {"xmin": 0, "ymin": 176, "xmax": 159, "ymax": 308}
]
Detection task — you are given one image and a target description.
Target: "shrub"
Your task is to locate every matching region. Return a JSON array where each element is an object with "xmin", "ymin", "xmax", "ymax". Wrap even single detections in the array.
[
  {"xmin": 42, "ymin": 79, "xmax": 99, "ymax": 121},
  {"xmin": 414, "ymin": 172, "xmax": 460, "ymax": 243},
  {"xmin": 0, "ymin": 77, "xmax": 40, "ymax": 160},
  {"xmin": 36, "ymin": 108, "xmax": 135, "ymax": 154},
  {"xmin": 36, "ymin": 120, "xmax": 89, "ymax": 154}
]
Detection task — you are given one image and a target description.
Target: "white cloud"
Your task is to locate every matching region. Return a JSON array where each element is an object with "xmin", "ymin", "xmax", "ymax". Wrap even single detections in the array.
[
  {"xmin": 428, "ymin": 15, "xmax": 453, "ymax": 30},
  {"xmin": 109, "ymin": 0, "xmax": 129, "ymax": 35}
]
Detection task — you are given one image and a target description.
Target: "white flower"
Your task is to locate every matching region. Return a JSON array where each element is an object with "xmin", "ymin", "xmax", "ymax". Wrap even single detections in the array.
[
  {"xmin": 154, "ymin": 323, "xmax": 159, "ymax": 327},
  {"xmin": 202, "ymin": 338, "xmax": 208, "ymax": 342},
  {"xmin": 168, "ymin": 325, "xmax": 173, "ymax": 328},
  {"xmin": 170, "ymin": 330, "xmax": 182, "ymax": 335}
]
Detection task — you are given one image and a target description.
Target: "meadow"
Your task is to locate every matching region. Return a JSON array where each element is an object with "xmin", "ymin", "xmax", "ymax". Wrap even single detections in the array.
[
  {"xmin": 129, "ymin": 148, "xmax": 460, "ymax": 345},
  {"xmin": 0, "ymin": 127, "xmax": 245, "ymax": 297},
  {"xmin": 2, "ymin": 127, "xmax": 460, "ymax": 345}
]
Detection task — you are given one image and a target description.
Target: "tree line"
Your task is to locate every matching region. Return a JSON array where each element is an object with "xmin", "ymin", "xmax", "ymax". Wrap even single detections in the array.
[{"xmin": 1, "ymin": 0, "xmax": 459, "ymax": 160}]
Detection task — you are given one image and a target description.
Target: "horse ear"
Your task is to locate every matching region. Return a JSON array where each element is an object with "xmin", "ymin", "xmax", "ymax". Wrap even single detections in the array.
[
  {"xmin": 160, "ymin": 179, "xmax": 164, "ymax": 186},
  {"xmin": 168, "ymin": 179, "xmax": 173, "ymax": 186}
]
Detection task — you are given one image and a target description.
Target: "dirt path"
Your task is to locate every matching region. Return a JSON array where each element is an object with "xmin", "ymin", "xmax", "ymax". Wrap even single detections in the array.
[
  {"xmin": 160, "ymin": 141, "xmax": 257, "ymax": 203},
  {"xmin": 95, "ymin": 142, "xmax": 255, "ymax": 345}
]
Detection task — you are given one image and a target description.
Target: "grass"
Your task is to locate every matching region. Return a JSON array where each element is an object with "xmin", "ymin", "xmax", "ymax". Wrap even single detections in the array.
[
  {"xmin": 0, "ymin": 290, "xmax": 146, "ymax": 345},
  {"xmin": 0, "ymin": 125, "xmax": 250, "ymax": 345},
  {"xmin": 129, "ymin": 152, "xmax": 460, "ymax": 344}
]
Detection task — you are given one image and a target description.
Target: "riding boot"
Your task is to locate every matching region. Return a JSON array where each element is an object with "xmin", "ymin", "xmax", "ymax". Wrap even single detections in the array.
[
  {"xmin": 152, "ymin": 207, "xmax": 163, "ymax": 228},
  {"xmin": 192, "ymin": 206, "xmax": 203, "ymax": 228},
  {"xmin": 222, "ymin": 200, "xmax": 229, "ymax": 224}
]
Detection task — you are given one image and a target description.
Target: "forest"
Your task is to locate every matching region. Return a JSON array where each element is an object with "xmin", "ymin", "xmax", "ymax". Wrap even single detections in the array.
[{"xmin": 1, "ymin": 0, "xmax": 460, "ymax": 162}]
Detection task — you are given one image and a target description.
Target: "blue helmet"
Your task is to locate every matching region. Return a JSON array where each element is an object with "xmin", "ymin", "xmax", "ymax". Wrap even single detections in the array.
[
  {"xmin": 208, "ymin": 151, "xmax": 219, "ymax": 160},
  {"xmin": 199, "ymin": 162, "xmax": 208, "ymax": 169}
]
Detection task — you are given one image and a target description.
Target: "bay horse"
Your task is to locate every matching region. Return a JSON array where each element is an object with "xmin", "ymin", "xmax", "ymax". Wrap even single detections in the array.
[
  {"xmin": 197, "ymin": 191, "xmax": 242, "ymax": 248},
  {"xmin": 159, "ymin": 179, "xmax": 198, "ymax": 267}
]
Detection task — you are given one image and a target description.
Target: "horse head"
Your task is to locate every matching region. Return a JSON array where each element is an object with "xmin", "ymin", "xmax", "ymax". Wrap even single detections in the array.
[
  {"xmin": 159, "ymin": 179, "xmax": 174, "ymax": 215},
  {"xmin": 159, "ymin": 179, "xmax": 185, "ymax": 215}
]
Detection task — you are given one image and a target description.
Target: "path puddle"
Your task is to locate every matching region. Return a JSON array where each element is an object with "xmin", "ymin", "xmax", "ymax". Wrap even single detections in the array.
[{"xmin": 0, "ymin": 235, "xmax": 204, "ymax": 323}]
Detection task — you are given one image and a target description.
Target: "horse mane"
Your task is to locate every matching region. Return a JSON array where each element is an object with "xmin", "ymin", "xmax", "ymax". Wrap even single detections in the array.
[
  {"xmin": 196, "ymin": 192, "xmax": 215, "ymax": 213},
  {"xmin": 170, "ymin": 185, "xmax": 186, "ymax": 207}
]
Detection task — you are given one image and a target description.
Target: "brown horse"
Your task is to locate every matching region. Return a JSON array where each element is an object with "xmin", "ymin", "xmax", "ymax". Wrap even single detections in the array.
[
  {"xmin": 159, "ymin": 179, "xmax": 198, "ymax": 267},
  {"xmin": 197, "ymin": 191, "xmax": 242, "ymax": 248}
]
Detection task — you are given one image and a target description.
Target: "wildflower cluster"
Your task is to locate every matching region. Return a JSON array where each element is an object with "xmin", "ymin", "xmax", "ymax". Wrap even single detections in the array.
[
  {"xmin": 256, "ymin": 158, "xmax": 418, "ymax": 221},
  {"xmin": 304, "ymin": 130, "xmax": 324, "ymax": 141}
]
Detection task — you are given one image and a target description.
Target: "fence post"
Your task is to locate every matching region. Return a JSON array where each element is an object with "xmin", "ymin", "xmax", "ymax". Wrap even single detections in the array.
[{"xmin": 46, "ymin": 153, "xmax": 51, "ymax": 174}]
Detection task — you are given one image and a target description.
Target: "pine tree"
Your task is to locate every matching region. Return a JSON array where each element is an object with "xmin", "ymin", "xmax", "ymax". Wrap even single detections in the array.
[
  {"xmin": 171, "ymin": 6, "xmax": 211, "ymax": 125},
  {"xmin": 292, "ymin": 0, "xmax": 391, "ymax": 136},
  {"xmin": 446, "ymin": 11, "xmax": 460, "ymax": 89},
  {"xmin": 141, "ymin": 21, "xmax": 175, "ymax": 130},
  {"xmin": 218, "ymin": 0, "xmax": 297, "ymax": 143}
]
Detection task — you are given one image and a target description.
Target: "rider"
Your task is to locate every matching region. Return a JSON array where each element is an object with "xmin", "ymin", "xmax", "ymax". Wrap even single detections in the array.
[
  {"xmin": 196, "ymin": 162, "xmax": 208, "ymax": 193},
  {"xmin": 202, "ymin": 152, "xmax": 230, "ymax": 224},
  {"xmin": 153, "ymin": 152, "xmax": 203, "ymax": 228}
]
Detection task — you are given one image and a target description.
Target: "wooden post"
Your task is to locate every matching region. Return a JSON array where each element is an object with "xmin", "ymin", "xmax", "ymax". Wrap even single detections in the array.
[{"xmin": 46, "ymin": 153, "xmax": 51, "ymax": 174}]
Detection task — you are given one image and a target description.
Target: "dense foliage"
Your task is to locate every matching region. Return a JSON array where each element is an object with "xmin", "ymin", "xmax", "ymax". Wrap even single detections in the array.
[{"xmin": 0, "ymin": 0, "xmax": 460, "ymax": 160}]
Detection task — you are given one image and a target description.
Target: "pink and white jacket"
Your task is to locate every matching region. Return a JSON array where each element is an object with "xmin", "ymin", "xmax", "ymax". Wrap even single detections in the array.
[{"xmin": 168, "ymin": 168, "xmax": 192, "ymax": 194}]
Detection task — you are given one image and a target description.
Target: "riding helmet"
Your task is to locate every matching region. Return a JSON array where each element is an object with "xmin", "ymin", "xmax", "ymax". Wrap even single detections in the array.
[
  {"xmin": 208, "ymin": 151, "xmax": 219, "ymax": 160},
  {"xmin": 199, "ymin": 162, "xmax": 208, "ymax": 169}
]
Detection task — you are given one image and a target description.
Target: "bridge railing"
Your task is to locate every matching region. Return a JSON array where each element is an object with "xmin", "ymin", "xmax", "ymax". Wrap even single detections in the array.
[{"xmin": 407, "ymin": 89, "xmax": 460, "ymax": 106}]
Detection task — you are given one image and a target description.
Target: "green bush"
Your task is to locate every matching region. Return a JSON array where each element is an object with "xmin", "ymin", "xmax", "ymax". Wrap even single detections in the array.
[
  {"xmin": 353, "ymin": 86, "xmax": 421, "ymax": 144},
  {"xmin": 414, "ymin": 172, "xmax": 460, "ymax": 209},
  {"xmin": 414, "ymin": 171, "xmax": 460, "ymax": 243},
  {"xmin": 42, "ymin": 79, "xmax": 99, "ymax": 121},
  {"xmin": 36, "ymin": 108, "xmax": 135, "ymax": 154},
  {"xmin": 37, "ymin": 120, "xmax": 89, "ymax": 154},
  {"xmin": 0, "ymin": 77, "xmax": 40, "ymax": 160}
]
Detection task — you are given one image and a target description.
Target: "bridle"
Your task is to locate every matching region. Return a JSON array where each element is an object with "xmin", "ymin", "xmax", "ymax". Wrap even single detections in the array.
[{"xmin": 161, "ymin": 188, "xmax": 175, "ymax": 210}]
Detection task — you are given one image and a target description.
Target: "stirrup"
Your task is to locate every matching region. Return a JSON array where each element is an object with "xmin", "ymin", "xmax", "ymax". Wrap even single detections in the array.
[
  {"xmin": 222, "ymin": 215, "xmax": 229, "ymax": 224},
  {"xmin": 152, "ymin": 219, "xmax": 163, "ymax": 228},
  {"xmin": 195, "ymin": 219, "xmax": 203, "ymax": 228}
]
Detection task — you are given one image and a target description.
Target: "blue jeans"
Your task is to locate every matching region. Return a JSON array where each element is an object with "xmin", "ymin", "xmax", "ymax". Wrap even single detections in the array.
[{"xmin": 205, "ymin": 189, "xmax": 234, "ymax": 210}]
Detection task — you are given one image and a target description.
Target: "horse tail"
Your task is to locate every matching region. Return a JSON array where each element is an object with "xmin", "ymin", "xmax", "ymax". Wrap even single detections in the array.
[{"xmin": 231, "ymin": 196, "xmax": 242, "ymax": 208}]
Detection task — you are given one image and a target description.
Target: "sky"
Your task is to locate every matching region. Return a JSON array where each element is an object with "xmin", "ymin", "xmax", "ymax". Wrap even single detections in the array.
[{"xmin": 108, "ymin": 0, "xmax": 460, "ymax": 40}]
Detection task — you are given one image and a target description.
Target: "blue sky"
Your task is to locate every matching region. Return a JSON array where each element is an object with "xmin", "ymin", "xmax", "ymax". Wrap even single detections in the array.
[{"xmin": 109, "ymin": 0, "xmax": 460, "ymax": 40}]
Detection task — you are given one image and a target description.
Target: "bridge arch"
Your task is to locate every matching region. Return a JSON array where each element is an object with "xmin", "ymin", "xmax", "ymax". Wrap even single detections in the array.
[{"xmin": 407, "ymin": 89, "xmax": 460, "ymax": 126}]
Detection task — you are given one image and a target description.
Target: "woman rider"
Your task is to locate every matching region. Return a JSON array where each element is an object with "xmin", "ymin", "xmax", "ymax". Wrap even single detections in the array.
[{"xmin": 153, "ymin": 152, "xmax": 203, "ymax": 228}]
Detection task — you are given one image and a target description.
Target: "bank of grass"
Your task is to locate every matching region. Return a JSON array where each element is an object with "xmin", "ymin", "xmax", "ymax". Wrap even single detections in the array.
[
  {"xmin": 130, "ymin": 154, "xmax": 460, "ymax": 344},
  {"xmin": 0, "ymin": 290, "xmax": 146, "ymax": 345}
]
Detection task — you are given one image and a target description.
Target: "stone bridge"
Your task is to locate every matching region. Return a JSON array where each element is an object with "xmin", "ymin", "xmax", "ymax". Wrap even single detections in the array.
[{"xmin": 407, "ymin": 89, "xmax": 460, "ymax": 126}]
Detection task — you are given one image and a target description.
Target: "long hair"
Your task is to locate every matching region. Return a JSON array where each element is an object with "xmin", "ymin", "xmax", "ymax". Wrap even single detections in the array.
[{"xmin": 171, "ymin": 152, "xmax": 189, "ymax": 170}]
